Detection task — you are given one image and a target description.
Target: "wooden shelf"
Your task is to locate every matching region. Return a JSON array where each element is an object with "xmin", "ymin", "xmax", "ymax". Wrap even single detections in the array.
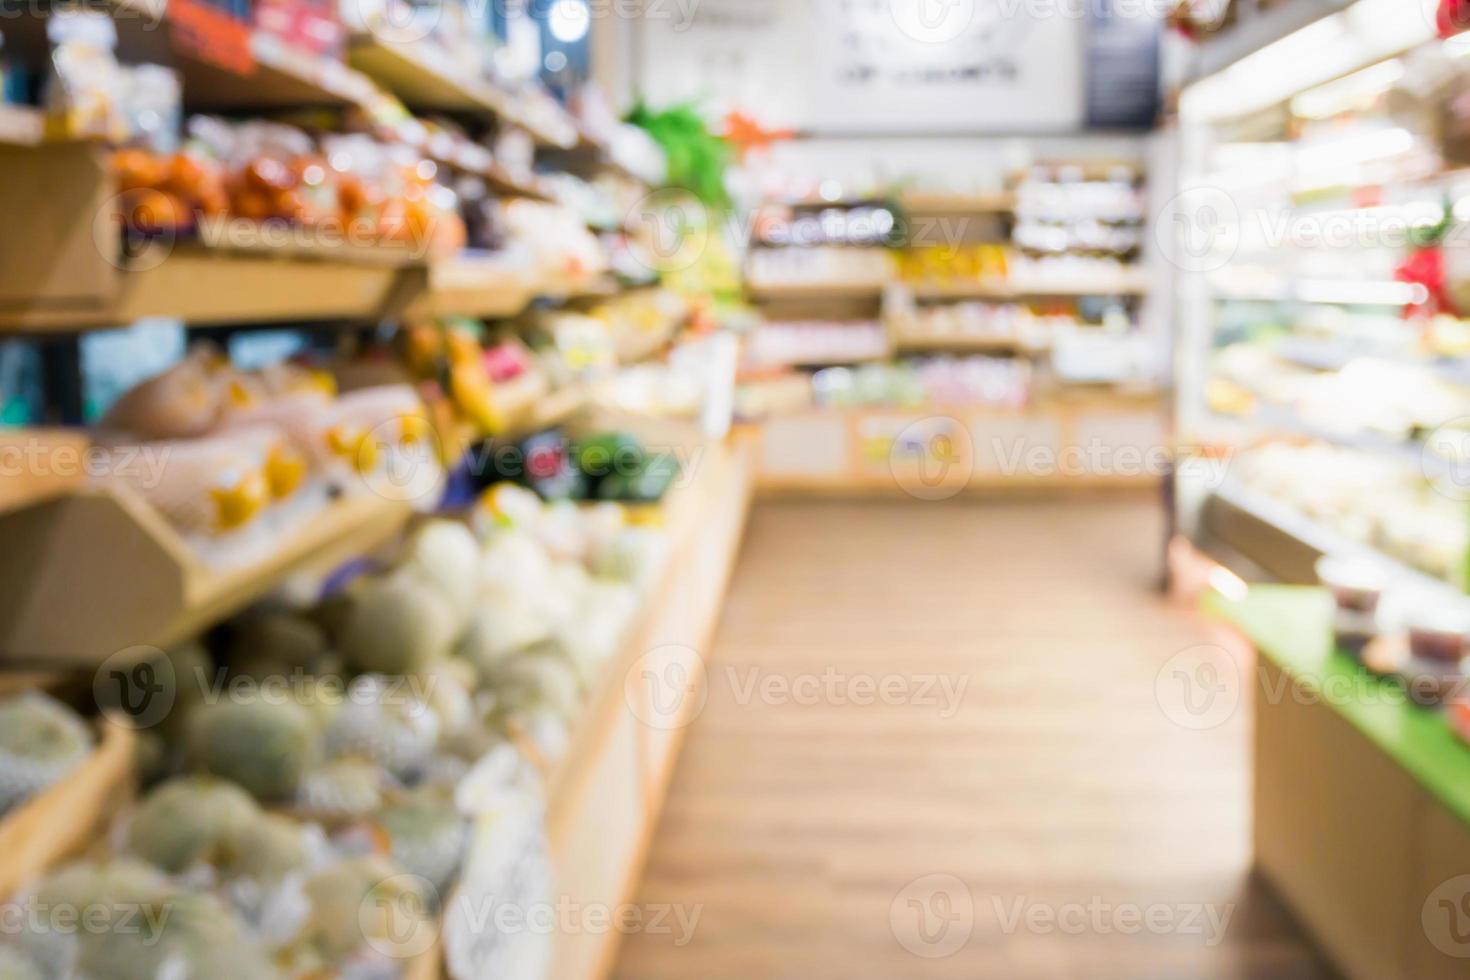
[
  {"xmin": 405, "ymin": 252, "xmax": 538, "ymax": 320},
  {"xmin": 0, "ymin": 429, "xmax": 89, "ymax": 516},
  {"xmin": 180, "ymin": 34, "xmax": 379, "ymax": 111},
  {"xmin": 348, "ymin": 34, "xmax": 576, "ymax": 148},
  {"xmin": 349, "ymin": 33, "xmax": 509, "ymax": 113},
  {"xmin": 910, "ymin": 280, "xmax": 1016, "ymax": 301},
  {"xmin": 0, "ymin": 243, "xmax": 418, "ymax": 332},
  {"xmin": 755, "ymin": 396, "xmax": 1166, "ymax": 494},
  {"xmin": 542, "ymin": 437, "xmax": 754, "ymax": 980},
  {"xmin": 484, "ymin": 162, "xmax": 557, "ymax": 202},
  {"xmin": 911, "ymin": 271, "xmax": 1151, "ymax": 300},
  {"xmin": 1199, "ymin": 478, "xmax": 1461, "ymax": 599},
  {"xmin": 891, "ymin": 333, "xmax": 1041, "ymax": 354},
  {"xmin": 900, "ymin": 191, "xmax": 1014, "ymax": 213},
  {"xmin": 0, "ymin": 719, "xmax": 137, "ymax": 900},
  {"xmin": 0, "ymin": 489, "xmax": 411, "ymax": 665},
  {"xmin": 0, "ymin": 143, "xmax": 425, "ymax": 331},
  {"xmin": 746, "ymin": 280, "xmax": 887, "ymax": 303},
  {"xmin": 518, "ymin": 383, "xmax": 589, "ymax": 434}
]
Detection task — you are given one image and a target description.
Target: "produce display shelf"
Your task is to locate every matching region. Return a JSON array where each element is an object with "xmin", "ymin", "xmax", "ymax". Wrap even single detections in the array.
[
  {"xmin": 0, "ymin": 243, "xmax": 420, "ymax": 332},
  {"xmin": 0, "ymin": 429, "xmax": 89, "ymax": 516},
  {"xmin": 0, "ymin": 719, "xmax": 137, "ymax": 899},
  {"xmin": 483, "ymin": 161, "xmax": 558, "ymax": 202},
  {"xmin": 347, "ymin": 34, "xmax": 577, "ymax": 149},
  {"xmin": 1207, "ymin": 585, "xmax": 1470, "ymax": 826},
  {"xmin": 0, "ymin": 489, "xmax": 411, "ymax": 666},
  {"xmin": 519, "ymin": 383, "xmax": 590, "ymax": 435},
  {"xmin": 1208, "ymin": 403, "xmax": 1453, "ymax": 479},
  {"xmin": 543, "ymin": 436, "xmax": 754, "ymax": 980},
  {"xmin": 1272, "ymin": 337, "xmax": 1470, "ymax": 388},
  {"xmin": 406, "ymin": 253, "xmax": 539, "ymax": 320},
  {"xmin": 1201, "ymin": 478, "xmax": 1461, "ymax": 599}
]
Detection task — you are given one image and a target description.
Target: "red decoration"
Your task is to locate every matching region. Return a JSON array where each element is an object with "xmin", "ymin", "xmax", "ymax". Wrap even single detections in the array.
[
  {"xmin": 1395, "ymin": 246, "xmax": 1457, "ymax": 318},
  {"xmin": 723, "ymin": 111, "xmax": 794, "ymax": 162},
  {"xmin": 169, "ymin": 0, "xmax": 255, "ymax": 77},
  {"xmin": 1440, "ymin": 0, "xmax": 1470, "ymax": 38}
]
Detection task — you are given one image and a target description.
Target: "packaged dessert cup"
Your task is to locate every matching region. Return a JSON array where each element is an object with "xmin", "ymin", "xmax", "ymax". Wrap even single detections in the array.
[{"xmin": 1315, "ymin": 555, "xmax": 1387, "ymax": 656}]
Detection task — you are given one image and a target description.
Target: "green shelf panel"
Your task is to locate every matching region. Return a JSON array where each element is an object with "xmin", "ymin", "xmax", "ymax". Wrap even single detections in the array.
[{"xmin": 1206, "ymin": 585, "xmax": 1470, "ymax": 827}]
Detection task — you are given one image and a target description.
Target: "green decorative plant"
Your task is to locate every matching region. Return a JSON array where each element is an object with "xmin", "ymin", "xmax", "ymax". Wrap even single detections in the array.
[{"xmin": 626, "ymin": 100, "xmax": 732, "ymax": 209}]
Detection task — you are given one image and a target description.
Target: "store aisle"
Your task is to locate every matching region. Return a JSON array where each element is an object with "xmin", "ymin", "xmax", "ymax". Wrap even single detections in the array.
[{"xmin": 614, "ymin": 499, "xmax": 1335, "ymax": 980}]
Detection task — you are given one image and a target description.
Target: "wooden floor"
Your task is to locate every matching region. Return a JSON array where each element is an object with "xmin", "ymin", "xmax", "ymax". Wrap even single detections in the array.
[{"xmin": 613, "ymin": 499, "xmax": 1337, "ymax": 980}]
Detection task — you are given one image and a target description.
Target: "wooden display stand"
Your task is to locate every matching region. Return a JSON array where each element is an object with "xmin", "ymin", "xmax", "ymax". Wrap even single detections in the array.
[
  {"xmin": 1213, "ymin": 587, "xmax": 1470, "ymax": 980},
  {"xmin": 546, "ymin": 437, "xmax": 754, "ymax": 980},
  {"xmin": 0, "ymin": 487, "xmax": 409, "ymax": 665},
  {"xmin": 404, "ymin": 252, "xmax": 539, "ymax": 320},
  {"xmin": 0, "ymin": 719, "xmax": 137, "ymax": 899},
  {"xmin": 0, "ymin": 144, "xmax": 423, "ymax": 332},
  {"xmin": 755, "ymin": 391, "xmax": 1165, "ymax": 494},
  {"xmin": 0, "ymin": 429, "xmax": 89, "ymax": 517}
]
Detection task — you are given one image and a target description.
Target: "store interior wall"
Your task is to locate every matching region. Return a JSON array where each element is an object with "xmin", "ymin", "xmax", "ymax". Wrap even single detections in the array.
[{"xmin": 592, "ymin": 2, "xmax": 1173, "ymax": 378}]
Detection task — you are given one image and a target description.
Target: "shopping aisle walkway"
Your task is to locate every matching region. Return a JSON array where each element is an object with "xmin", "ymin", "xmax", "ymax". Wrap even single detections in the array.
[{"xmin": 614, "ymin": 499, "xmax": 1335, "ymax": 980}]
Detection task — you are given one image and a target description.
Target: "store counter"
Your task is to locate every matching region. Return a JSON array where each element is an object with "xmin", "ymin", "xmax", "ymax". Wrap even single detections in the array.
[{"xmin": 1210, "ymin": 587, "xmax": 1470, "ymax": 980}]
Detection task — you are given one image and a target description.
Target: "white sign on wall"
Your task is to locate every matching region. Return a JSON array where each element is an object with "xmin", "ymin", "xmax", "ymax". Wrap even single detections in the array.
[{"xmin": 637, "ymin": 0, "xmax": 1085, "ymax": 133}]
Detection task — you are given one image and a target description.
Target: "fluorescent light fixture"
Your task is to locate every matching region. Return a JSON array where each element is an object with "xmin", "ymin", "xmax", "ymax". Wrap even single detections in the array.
[
  {"xmin": 1181, "ymin": 0, "xmax": 1436, "ymax": 122},
  {"xmin": 1295, "ymin": 279, "xmax": 1429, "ymax": 306},
  {"xmin": 1291, "ymin": 59, "xmax": 1405, "ymax": 119},
  {"xmin": 547, "ymin": 0, "xmax": 590, "ymax": 44}
]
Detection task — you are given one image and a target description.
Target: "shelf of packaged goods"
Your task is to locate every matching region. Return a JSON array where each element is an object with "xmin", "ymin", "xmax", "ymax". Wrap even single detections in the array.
[
  {"xmin": 899, "ymin": 191, "xmax": 1015, "ymax": 214},
  {"xmin": 890, "ymin": 333, "xmax": 1044, "ymax": 355},
  {"xmin": 0, "ymin": 488, "xmax": 412, "ymax": 666},
  {"xmin": 484, "ymin": 162, "xmax": 558, "ymax": 202},
  {"xmin": 741, "ymin": 349, "xmax": 894, "ymax": 374},
  {"xmin": 405, "ymin": 253, "xmax": 538, "ymax": 320},
  {"xmin": 910, "ymin": 271, "xmax": 1151, "ymax": 301},
  {"xmin": 0, "ymin": 719, "xmax": 137, "ymax": 901},
  {"xmin": 21, "ymin": 0, "xmax": 381, "ymax": 112},
  {"xmin": 348, "ymin": 32, "xmax": 516, "ymax": 113},
  {"xmin": 1208, "ymin": 402, "xmax": 1457, "ymax": 480},
  {"xmin": 0, "ymin": 429, "xmax": 90, "ymax": 517},
  {"xmin": 0, "ymin": 105, "xmax": 43, "ymax": 146},
  {"xmin": 347, "ymin": 34, "xmax": 577, "ymax": 149},
  {"xmin": 541, "ymin": 436, "xmax": 754, "ymax": 980},
  {"xmin": 1199, "ymin": 478, "xmax": 1462, "ymax": 599},
  {"xmin": 745, "ymin": 280, "xmax": 888, "ymax": 303},
  {"xmin": 179, "ymin": 33, "xmax": 380, "ymax": 111},
  {"xmin": 541, "ymin": 275, "xmax": 624, "ymax": 304},
  {"xmin": 1271, "ymin": 337, "xmax": 1470, "ymax": 388}
]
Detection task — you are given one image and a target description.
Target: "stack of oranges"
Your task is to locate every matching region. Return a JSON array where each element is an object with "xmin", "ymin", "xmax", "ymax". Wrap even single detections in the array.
[{"xmin": 110, "ymin": 145, "xmax": 466, "ymax": 256}]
